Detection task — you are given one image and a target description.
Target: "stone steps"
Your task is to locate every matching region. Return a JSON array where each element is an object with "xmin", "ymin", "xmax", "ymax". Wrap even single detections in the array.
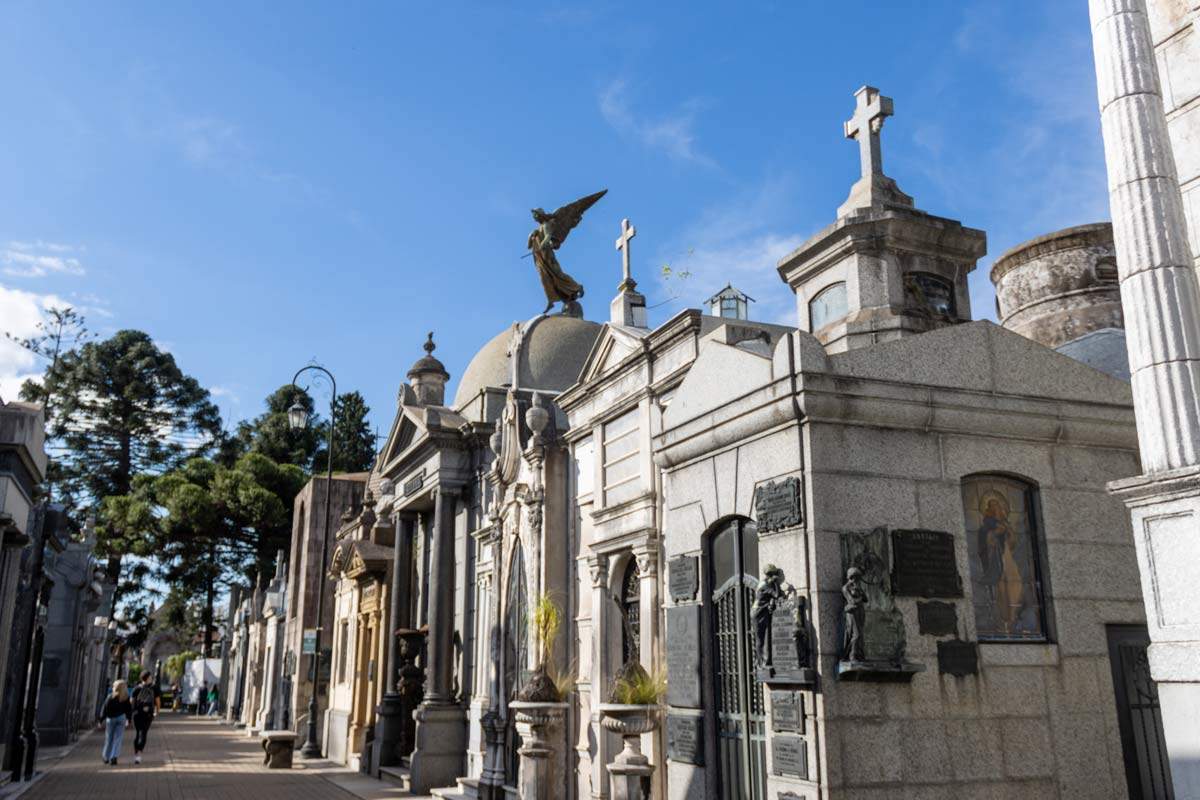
[
  {"xmin": 379, "ymin": 765, "xmax": 413, "ymax": 793},
  {"xmin": 430, "ymin": 776, "xmax": 480, "ymax": 800}
]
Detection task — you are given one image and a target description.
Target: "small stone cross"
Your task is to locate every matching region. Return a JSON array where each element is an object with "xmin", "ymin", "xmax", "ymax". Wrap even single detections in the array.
[
  {"xmin": 615, "ymin": 217, "xmax": 637, "ymax": 286},
  {"xmin": 843, "ymin": 86, "xmax": 894, "ymax": 180}
]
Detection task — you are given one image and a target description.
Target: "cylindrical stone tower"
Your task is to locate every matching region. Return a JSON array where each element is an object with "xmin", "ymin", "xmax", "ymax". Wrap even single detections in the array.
[{"xmin": 991, "ymin": 222, "xmax": 1122, "ymax": 349}]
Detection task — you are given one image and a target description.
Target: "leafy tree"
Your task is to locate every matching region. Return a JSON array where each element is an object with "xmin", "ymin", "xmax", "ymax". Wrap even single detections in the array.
[
  {"xmin": 164, "ymin": 650, "xmax": 201, "ymax": 683},
  {"xmin": 19, "ymin": 330, "xmax": 222, "ymax": 584},
  {"xmin": 150, "ymin": 453, "xmax": 305, "ymax": 655},
  {"xmin": 313, "ymin": 390, "xmax": 377, "ymax": 473},
  {"xmin": 228, "ymin": 384, "xmax": 321, "ymax": 469}
]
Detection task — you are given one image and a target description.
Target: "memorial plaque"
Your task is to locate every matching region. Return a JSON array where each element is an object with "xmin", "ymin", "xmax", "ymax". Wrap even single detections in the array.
[
  {"xmin": 917, "ymin": 601, "xmax": 959, "ymax": 637},
  {"xmin": 772, "ymin": 735, "xmax": 808, "ymax": 779},
  {"xmin": 667, "ymin": 715, "xmax": 703, "ymax": 765},
  {"xmin": 937, "ymin": 640, "xmax": 978, "ymax": 677},
  {"xmin": 770, "ymin": 690, "xmax": 804, "ymax": 733},
  {"xmin": 755, "ymin": 477, "xmax": 804, "ymax": 533},
  {"xmin": 402, "ymin": 469, "xmax": 425, "ymax": 497},
  {"xmin": 778, "ymin": 793, "xmax": 810, "ymax": 800},
  {"xmin": 669, "ymin": 555, "xmax": 699, "ymax": 603},
  {"xmin": 666, "ymin": 605, "xmax": 702, "ymax": 707},
  {"xmin": 769, "ymin": 596, "xmax": 810, "ymax": 675},
  {"xmin": 891, "ymin": 529, "xmax": 962, "ymax": 597}
]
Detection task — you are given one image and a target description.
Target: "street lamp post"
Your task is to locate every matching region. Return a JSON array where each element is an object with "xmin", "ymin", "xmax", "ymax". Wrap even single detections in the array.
[{"xmin": 288, "ymin": 364, "xmax": 337, "ymax": 759}]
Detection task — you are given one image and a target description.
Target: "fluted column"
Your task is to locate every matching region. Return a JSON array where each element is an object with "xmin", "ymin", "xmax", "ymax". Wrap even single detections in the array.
[
  {"xmin": 1092, "ymin": 0, "xmax": 1200, "ymax": 472},
  {"xmin": 1093, "ymin": 1, "xmax": 1200, "ymax": 795}
]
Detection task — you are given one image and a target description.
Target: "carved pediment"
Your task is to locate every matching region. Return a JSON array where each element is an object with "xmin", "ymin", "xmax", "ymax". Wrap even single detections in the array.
[{"xmin": 578, "ymin": 325, "xmax": 646, "ymax": 385}]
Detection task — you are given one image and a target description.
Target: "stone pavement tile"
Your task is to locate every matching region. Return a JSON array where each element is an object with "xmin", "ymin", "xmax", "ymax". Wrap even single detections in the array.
[{"xmin": 16, "ymin": 713, "xmax": 426, "ymax": 800}]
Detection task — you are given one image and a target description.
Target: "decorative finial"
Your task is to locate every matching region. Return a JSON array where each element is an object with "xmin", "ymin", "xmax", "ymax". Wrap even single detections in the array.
[
  {"xmin": 424, "ymin": 332, "xmax": 435, "ymax": 355},
  {"xmin": 838, "ymin": 86, "xmax": 914, "ymax": 217}
]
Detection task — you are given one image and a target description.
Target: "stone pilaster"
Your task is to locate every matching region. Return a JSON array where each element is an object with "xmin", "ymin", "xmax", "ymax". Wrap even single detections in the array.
[
  {"xmin": 587, "ymin": 554, "xmax": 611, "ymax": 800},
  {"xmin": 1093, "ymin": 0, "xmax": 1200, "ymax": 794}
]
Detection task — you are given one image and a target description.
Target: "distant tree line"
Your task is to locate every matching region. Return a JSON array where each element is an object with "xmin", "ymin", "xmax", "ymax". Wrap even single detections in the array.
[{"xmin": 7, "ymin": 307, "xmax": 378, "ymax": 656}]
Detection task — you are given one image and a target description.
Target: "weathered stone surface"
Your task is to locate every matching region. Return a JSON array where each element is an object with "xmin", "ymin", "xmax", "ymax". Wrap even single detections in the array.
[{"xmin": 999, "ymin": 717, "xmax": 1054, "ymax": 779}]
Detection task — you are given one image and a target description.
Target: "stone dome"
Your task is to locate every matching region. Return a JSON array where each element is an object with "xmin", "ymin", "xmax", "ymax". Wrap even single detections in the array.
[{"xmin": 453, "ymin": 315, "xmax": 603, "ymax": 408}]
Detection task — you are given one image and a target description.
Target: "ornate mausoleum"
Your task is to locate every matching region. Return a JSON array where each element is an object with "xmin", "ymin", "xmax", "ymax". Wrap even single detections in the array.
[{"xmin": 231, "ymin": 86, "xmax": 1168, "ymax": 800}]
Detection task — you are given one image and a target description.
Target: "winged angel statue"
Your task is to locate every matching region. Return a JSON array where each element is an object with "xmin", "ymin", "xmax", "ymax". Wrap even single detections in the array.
[{"xmin": 527, "ymin": 189, "xmax": 607, "ymax": 315}]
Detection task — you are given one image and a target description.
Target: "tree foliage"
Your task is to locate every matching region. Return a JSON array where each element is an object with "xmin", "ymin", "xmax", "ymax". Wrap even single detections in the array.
[
  {"xmin": 229, "ymin": 384, "xmax": 321, "ymax": 469},
  {"xmin": 313, "ymin": 390, "xmax": 376, "ymax": 473},
  {"xmin": 20, "ymin": 330, "xmax": 222, "ymax": 582}
]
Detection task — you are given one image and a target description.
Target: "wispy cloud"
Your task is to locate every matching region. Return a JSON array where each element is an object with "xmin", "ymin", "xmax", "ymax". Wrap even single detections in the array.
[
  {"xmin": 0, "ymin": 285, "xmax": 70, "ymax": 401},
  {"xmin": 210, "ymin": 385, "xmax": 240, "ymax": 403},
  {"xmin": 599, "ymin": 79, "xmax": 715, "ymax": 167},
  {"xmin": 2, "ymin": 241, "xmax": 86, "ymax": 278},
  {"xmin": 170, "ymin": 116, "xmax": 246, "ymax": 168},
  {"xmin": 649, "ymin": 178, "xmax": 808, "ymax": 325}
]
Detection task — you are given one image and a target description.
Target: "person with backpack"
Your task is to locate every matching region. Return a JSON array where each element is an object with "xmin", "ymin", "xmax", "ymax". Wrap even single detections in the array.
[
  {"xmin": 205, "ymin": 684, "xmax": 219, "ymax": 717},
  {"xmin": 101, "ymin": 680, "xmax": 132, "ymax": 765},
  {"xmin": 131, "ymin": 671, "xmax": 160, "ymax": 765}
]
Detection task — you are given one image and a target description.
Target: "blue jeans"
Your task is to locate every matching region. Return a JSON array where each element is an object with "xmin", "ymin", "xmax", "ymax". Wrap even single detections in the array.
[{"xmin": 103, "ymin": 715, "xmax": 126, "ymax": 762}]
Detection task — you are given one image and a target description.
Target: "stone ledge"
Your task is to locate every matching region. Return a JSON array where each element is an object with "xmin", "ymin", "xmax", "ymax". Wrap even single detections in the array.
[{"xmin": 978, "ymin": 643, "xmax": 1060, "ymax": 667}]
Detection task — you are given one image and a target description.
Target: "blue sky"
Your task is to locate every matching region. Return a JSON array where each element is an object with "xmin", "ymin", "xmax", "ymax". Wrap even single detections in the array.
[{"xmin": 0, "ymin": 1, "xmax": 1108, "ymax": 438}]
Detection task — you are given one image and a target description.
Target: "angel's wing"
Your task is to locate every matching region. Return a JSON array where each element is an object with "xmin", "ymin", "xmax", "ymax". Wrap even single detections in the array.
[{"xmin": 547, "ymin": 189, "xmax": 607, "ymax": 247}]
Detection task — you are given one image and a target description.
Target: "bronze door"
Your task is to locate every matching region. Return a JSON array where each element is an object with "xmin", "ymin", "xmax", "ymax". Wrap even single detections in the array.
[
  {"xmin": 1107, "ymin": 625, "xmax": 1174, "ymax": 799},
  {"xmin": 709, "ymin": 519, "xmax": 766, "ymax": 799}
]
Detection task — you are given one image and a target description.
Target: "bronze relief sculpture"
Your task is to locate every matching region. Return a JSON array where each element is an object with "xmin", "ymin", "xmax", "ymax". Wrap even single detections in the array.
[{"xmin": 527, "ymin": 189, "xmax": 607, "ymax": 315}]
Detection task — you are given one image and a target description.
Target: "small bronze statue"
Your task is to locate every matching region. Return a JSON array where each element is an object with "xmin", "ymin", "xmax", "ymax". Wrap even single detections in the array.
[
  {"xmin": 527, "ymin": 189, "xmax": 607, "ymax": 315},
  {"xmin": 752, "ymin": 564, "xmax": 786, "ymax": 667},
  {"xmin": 792, "ymin": 595, "xmax": 812, "ymax": 669},
  {"xmin": 842, "ymin": 567, "xmax": 867, "ymax": 662}
]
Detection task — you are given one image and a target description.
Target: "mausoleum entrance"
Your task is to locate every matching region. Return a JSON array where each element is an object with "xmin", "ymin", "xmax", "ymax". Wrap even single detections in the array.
[{"xmin": 707, "ymin": 517, "xmax": 766, "ymax": 799}]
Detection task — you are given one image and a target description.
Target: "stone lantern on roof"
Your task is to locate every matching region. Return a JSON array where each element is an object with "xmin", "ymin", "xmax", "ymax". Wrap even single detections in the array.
[{"xmin": 407, "ymin": 332, "xmax": 450, "ymax": 407}]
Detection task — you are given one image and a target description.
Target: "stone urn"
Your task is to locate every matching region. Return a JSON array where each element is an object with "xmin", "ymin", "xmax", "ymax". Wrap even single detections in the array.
[
  {"xmin": 598, "ymin": 704, "xmax": 660, "ymax": 800},
  {"xmin": 507, "ymin": 700, "xmax": 568, "ymax": 800}
]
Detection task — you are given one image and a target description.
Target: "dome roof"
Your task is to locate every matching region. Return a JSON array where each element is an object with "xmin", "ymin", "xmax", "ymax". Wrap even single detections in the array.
[{"xmin": 453, "ymin": 315, "xmax": 602, "ymax": 408}]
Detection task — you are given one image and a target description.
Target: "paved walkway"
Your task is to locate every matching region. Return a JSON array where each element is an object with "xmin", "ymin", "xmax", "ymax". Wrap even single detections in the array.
[{"xmin": 15, "ymin": 714, "xmax": 422, "ymax": 800}]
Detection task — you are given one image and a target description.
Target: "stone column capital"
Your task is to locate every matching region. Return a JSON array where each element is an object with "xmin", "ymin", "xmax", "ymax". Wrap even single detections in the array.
[
  {"xmin": 587, "ymin": 554, "xmax": 609, "ymax": 588},
  {"xmin": 632, "ymin": 544, "xmax": 658, "ymax": 577}
]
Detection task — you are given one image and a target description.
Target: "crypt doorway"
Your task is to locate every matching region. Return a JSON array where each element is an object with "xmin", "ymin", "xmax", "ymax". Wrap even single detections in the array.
[
  {"xmin": 706, "ymin": 517, "xmax": 766, "ymax": 800},
  {"xmin": 502, "ymin": 541, "xmax": 529, "ymax": 789},
  {"xmin": 1107, "ymin": 625, "xmax": 1175, "ymax": 799}
]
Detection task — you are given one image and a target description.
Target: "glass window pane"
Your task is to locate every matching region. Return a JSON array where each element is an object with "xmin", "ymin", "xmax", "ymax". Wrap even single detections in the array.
[
  {"xmin": 810, "ymin": 283, "xmax": 848, "ymax": 331},
  {"xmin": 712, "ymin": 523, "xmax": 736, "ymax": 588},
  {"xmin": 739, "ymin": 520, "xmax": 759, "ymax": 578},
  {"xmin": 961, "ymin": 476, "xmax": 1046, "ymax": 641},
  {"xmin": 905, "ymin": 272, "xmax": 956, "ymax": 317}
]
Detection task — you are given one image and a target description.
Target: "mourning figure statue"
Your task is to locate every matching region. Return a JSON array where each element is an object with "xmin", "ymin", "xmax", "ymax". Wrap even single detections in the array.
[
  {"xmin": 841, "ymin": 567, "xmax": 867, "ymax": 662},
  {"xmin": 752, "ymin": 564, "xmax": 787, "ymax": 667},
  {"xmin": 527, "ymin": 189, "xmax": 607, "ymax": 315},
  {"xmin": 792, "ymin": 594, "xmax": 812, "ymax": 669}
]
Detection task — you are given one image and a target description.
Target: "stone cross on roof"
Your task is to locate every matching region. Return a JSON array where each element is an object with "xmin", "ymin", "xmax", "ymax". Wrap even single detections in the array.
[
  {"xmin": 844, "ymin": 86, "xmax": 892, "ymax": 179},
  {"xmin": 615, "ymin": 217, "xmax": 637, "ymax": 289},
  {"xmin": 837, "ymin": 85, "xmax": 914, "ymax": 218}
]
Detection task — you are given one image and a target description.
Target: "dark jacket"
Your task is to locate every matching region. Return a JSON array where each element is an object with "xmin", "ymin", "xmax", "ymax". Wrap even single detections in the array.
[{"xmin": 103, "ymin": 696, "xmax": 132, "ymax": 720}]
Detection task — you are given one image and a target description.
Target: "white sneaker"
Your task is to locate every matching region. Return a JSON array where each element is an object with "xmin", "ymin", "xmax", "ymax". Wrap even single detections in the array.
[{"xmin": 134, "ymin": 755, "xmax": 141, "ymax": 764}]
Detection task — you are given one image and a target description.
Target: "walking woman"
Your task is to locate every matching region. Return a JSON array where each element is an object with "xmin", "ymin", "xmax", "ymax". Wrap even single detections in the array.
[
  {"xmin": 131, "ymin": 672, "xmax": 160, "ymax": 764},
  {"xmin": 101, "ymin": 680, "xmax": 132, "ymax": 765}
]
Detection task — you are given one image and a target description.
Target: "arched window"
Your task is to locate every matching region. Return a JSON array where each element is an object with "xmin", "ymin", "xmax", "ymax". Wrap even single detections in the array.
[
  {"xmin": 809, "ymin": 282, "xmax": 847, "ymax": 332},
  {"xmin": 905, "ymin": 272, "xmax": 956, "ymax": 318},
  {"xmin": 620, "ymin": 558, "xmax": 641, "ymax": 666},
  {"xmin": 960, "ymin": 475, "xmax": 1048, "ymax": 641}
]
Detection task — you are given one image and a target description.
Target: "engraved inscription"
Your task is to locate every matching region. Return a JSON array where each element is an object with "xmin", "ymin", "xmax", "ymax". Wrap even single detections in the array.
[
  {"xmin": 770, "ymin": 690, "xmax": 804, "ymax": 734},
  {"xmin": 755, "ymin": 477, "xmax": 803, "ymax": 533},
  {"xmin": 669, "ymin": 555, "xmax": 699, "ymax": 603},
  {"xmin": 666, "ymin": 605, "xmax": 702, "ymax": 708},
  {"xmin": 772, "ymin": 735, "xmax": 808, "ymax": 778},
  {"xmin": 667, "ymin": 715, "xmax": 703, "ymax": 765},
  {"xmin": 891, "ymin": 529, "xmax": 962, "ymax": 597}
]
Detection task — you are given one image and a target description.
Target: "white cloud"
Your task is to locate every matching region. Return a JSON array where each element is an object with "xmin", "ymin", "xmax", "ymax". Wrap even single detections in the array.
[
  {"xmin": 649, "ymin": 179, "xmax": 808, "ymax": 325},
  {"xmin": 210, "ymin": 385, "xmax": 239, "ymax": 403},
  {"xmin": 2, "ymin": 241, "xmax": 86, "ymax": 278},
  {"xmin": 170, "ymin": 116, "xmax": 246, "ymax": 168},
  {"xmin": 599, "ymin": 80, "xmax": 716, "ymax": 167},
  {"xmin": 0, "ymin": 285, "xmax": 70, "ymax": 402}
]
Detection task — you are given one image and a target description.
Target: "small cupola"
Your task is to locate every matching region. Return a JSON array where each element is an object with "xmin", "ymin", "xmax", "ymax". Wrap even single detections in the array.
[
  {"xmin": 706, "ymin": 284, "xmax": 754, "ymax": 320},
  {"xmin": 407, "ymin": 332, "xmax": 450, "ymax": 406}
]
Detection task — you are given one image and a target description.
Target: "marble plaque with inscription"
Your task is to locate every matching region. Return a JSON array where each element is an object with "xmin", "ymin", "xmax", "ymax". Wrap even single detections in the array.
[
  {"xmin": 666, "ymin": 605, "xmax": 702, "ymax": 707},
  {"xmin": 891, "ymin": 529, "xmax": 962, "ymax": 597},
  {"xmin": 669, "ymin": 555, "xmax": 698, "ymax": 602},
  {"xmin": 772, "ymin": 735, "xmax": 808, "ymax": 778},
  {"xmin": 667, "ymin": 715, "xmax": 703, "ymax": 765},
  {"xmin": 770, "ymin": 690, "xmax": 804, "ymax": 733},
  {"xmin": 755, "ymin": 477, "xmax": 803, "ymax": 533}
]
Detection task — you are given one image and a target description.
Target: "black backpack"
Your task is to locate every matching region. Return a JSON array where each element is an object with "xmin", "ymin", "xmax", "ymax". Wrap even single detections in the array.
[{"xmin": 134, "ymin": 685, "xmax": 155, "ymax": 713}]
